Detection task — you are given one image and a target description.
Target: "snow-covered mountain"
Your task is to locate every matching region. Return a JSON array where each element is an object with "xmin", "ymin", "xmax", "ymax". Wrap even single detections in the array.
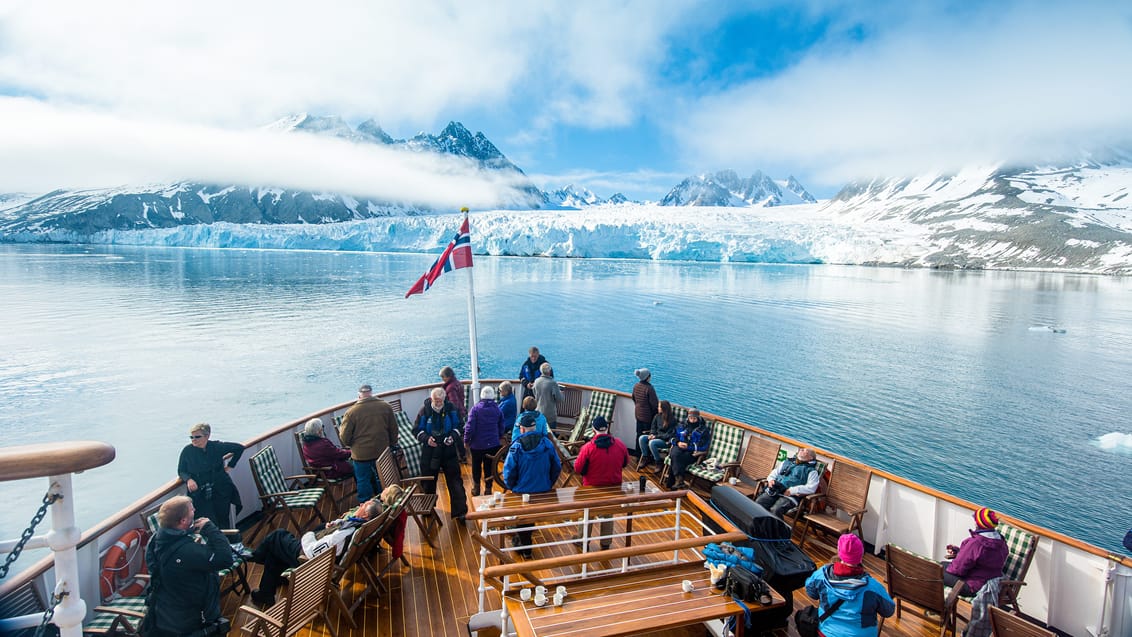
[
  {"xmin": 659, "ymin": 169, "xmax": 816, "ymax": 206},
  {"xmin": 545, "ymin": 184, "xmax": 606, "ymax": 207},
  {"xmin": 0, "ymin": 117, "xmax": 547, "ymax": 234}
]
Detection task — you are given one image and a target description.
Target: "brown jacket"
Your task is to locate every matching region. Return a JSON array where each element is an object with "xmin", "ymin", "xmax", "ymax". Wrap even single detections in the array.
[
  {"xmin": 632, "ymin": 380, "xmax": 659, "ymax": 424},
  {"xmin": 339, "ymin": 397, "xmax": 398, "ymax": 462}
]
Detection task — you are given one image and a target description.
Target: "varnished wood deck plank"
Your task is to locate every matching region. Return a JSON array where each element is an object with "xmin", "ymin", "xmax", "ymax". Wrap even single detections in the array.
[{"xmin": 223, "ymin": 463, "xmax": 953, "ymax": 637}]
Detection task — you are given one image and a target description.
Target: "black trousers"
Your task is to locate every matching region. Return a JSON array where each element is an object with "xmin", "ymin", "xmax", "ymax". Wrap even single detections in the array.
[{"xmin": 470, "ymin": 446, "xmax": 501, "ymax": 487}]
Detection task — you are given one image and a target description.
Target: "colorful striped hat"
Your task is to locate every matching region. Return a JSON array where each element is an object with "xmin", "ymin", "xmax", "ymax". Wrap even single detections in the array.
[{"xmin": 974, "ymin": 507, "xmax": 1000, "ymax": 530}]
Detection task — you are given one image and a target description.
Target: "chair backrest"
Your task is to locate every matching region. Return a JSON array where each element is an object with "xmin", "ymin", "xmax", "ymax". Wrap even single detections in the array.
[
  {"xmin": 375, "ymin": 448, "xmax": 403, "ymax": 491},
  {"xmin": 825, "ymin": 461, "xmax": 871, "ymax": 513},
  {"xmin": 587, "ymin": 390, "xmax": 616, "ymax": 423},
  {"xmin": 670, "ymin": 404, "xmax": 688, "ymax": 425},
  {"xmin": 988, "ymin": 605, "xmax": 1055, "ymax": 637},
  {"xmin": 272, "ymin": 546, "xmax": 337, "ymax": 637},
  {"xmin": 885, "ymin": 544, "xmax": 946, "ymax": 613},
  {"xmin": 999, "ymin": 523, "xmax": 1038, "ymax": 582},
  {"xmin": 334, "ymin": 509, "xmax": 391, "ymax": 575},
  {"xmin": 705, "ymin": 422, "xmax": 744, "ymax": 465},
  {"xmin": 565, "ymin": 407, "xmax": 591, "ymax": 444},
  {"xmin": 249, "ymin": 445, "xmax": 287, "ymax": 497},
  {"xmin": 395, "ymin": 411, "xmax": 423, "ymax": 476},
  {"xmin": 557, "ymin": 385, "xmax": 583, "ymax": 419},
  {"xmin": 292, "ymin": 431, "xmax": 324, "ymax": 474},
  {"xmin": 740, "ymin": 436, "xmax": 781, "ymax": 481}
]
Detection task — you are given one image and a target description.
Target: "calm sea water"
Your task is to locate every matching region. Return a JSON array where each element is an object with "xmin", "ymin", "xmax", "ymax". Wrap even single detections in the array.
[{"xmin": 1, "ymin": 243, "xmax": 1130, "ymax": 566}]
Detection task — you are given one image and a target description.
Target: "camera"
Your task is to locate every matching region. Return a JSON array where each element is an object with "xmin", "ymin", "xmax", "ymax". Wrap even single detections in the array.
[
  {"xmin": 187, "ymin": 617, "xmax": 230, "ymax": 637},
  {"xmin": 201, "ymin": 483, "xmax": 215, "ymax": 501}
]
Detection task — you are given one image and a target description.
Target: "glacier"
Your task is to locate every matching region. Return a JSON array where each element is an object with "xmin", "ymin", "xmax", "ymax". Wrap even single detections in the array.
[{"xmin": 6, "ymin": 203, "xmax": 934, "ymax": 266}]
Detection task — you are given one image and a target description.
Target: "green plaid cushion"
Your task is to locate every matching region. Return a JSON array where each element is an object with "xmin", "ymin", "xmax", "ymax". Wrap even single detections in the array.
[
  {"xmin": 670, "ymin": 405, "xmax": 688, "ymax": 424},
  {"xmin": 687, "ymin": 464, "xmax": 725, "ymax": 482},
  {"xmin": 85, "ymin": 596, "xmax": 147, "ymax": 634},
  {"xmin": 465, "ymin": 384, "xmax": 474, "ymax": 416},
  {"xmin": 588, "ymin": 390, "xmax": 617, "ymax": 422},
  {"xmin": 568, "ymin": 408, "xmax": 591, "ymax": 443},
  {"xmin": 250, "ymin": 446, "xmax": 288, "ymax": 495},
  {"xmin": 998, "ymin": 523, "xmax": 1037, "ymax": 580},
  {"xmin": 396, "ymin": 411, "xmax": 423, "ymax": 477},
  {"xmin": 281, "ymin": 489, "xmax": 325, "ymax": 508},
  {"xmin": 707, "ymin": 422, "xmax": 743, "ymax": 466}
]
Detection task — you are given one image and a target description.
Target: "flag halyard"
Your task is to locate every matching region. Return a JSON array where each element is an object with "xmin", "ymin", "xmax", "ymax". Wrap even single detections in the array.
[{"xmin": 404, "ymin": 217, "xmax": 473, "ymax": 298}]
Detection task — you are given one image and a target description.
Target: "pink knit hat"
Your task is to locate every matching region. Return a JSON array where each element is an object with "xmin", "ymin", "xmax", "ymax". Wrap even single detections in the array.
[{"xmin": 837, "ymin": 534, "xmax": 864, "ymax": 566}]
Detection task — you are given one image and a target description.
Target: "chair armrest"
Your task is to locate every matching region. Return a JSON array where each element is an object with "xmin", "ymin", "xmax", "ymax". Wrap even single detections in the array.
[
  {"xmin": 92, "ymin": 606, "xmax": 146, "ymax": 618},
  {"xmin": 846, "ymin": 507, "xmax": 868, "ymax": 517},
  {"xmin": 285, "ymin": 473, "xmax": 319, "ymax": 481},
  {"xmin": 945, "ymin": 581, "xmax": 967, "ymax": 608},
  {"xmin": 400, "ymin": 476, "xmax": 432, "ymax": 485},
  {"xmin": 259, "ymin": 490, "xmax": 307, "ymax": 501},
  {"xmin": 237, "ymin": 605, "xmax": 284, "ymax": 629}
]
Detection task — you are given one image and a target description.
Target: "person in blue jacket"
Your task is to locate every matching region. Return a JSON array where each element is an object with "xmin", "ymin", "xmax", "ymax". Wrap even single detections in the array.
[
  {"xmin": 414, "ymin": 387, "xmax": 468, "ymax": 522},
  {"xmin": 664, "ymin": 408, "xmax": 710, "ymax": 489},
  {"xmin": 509, "ymin": 396, "xmax": 549, "ymax": 441},
  {"xmin": 502, "ymin": 412, "xmax": 561, "ymax": 558},
  {"xmin": 804, "ymin": 534, "xmax": 894, "ymax": 637}
]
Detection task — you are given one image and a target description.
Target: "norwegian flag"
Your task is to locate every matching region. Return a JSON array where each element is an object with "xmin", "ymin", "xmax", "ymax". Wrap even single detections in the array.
[{"xmin": 404, "ymin": 217, "xmax": 473, "ymax": 298}]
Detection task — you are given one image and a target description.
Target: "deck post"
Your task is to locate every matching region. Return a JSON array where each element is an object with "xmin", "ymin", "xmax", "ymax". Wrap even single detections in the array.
[{"xmin": 46, "ymin": 474, "xmax": 86, "ymax": 637}]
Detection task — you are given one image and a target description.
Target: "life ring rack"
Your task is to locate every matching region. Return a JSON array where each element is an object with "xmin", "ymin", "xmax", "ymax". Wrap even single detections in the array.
[{"xmin": 99, "ymin": 527, "xmax": 148, "ymax": 599}]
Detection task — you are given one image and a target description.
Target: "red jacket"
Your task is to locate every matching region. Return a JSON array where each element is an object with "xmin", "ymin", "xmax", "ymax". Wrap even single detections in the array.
[{"xmin": 574, "ymin": 434, "xmax": 629, "ymax": 487}]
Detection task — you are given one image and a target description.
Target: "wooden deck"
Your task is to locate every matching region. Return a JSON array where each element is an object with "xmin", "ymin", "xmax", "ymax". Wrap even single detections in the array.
[{"xmin": 220, "ymin": 463, "xmax": 960, "ymax": 637}]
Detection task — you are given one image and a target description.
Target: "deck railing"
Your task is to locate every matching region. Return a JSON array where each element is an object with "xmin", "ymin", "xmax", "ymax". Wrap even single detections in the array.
[{"xmin": 0, "ymin": 441, "xmax": 116, "ymax": 637}]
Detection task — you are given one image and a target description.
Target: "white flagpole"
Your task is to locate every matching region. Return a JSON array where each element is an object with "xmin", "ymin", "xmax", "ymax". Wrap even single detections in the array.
[{"xmin": 462, "ymin": 207, "xmax": 482, "ymax": 401}]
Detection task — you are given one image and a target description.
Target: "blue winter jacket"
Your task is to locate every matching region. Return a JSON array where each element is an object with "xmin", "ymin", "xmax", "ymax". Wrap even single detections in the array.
[
  {"xmin": 804, "ymin": 564, "xmax": 895, "ymax": 637},
  {"xmin": 499, "ymin": 394, "xmax": 518, "ymax": 431},
  {"xmin": 502, "ymin": 431, "xmax": 561, "ymax": 494},
  {"xmin": 509, "ymin": 410, "xmax": 548, "ymax": 441}
]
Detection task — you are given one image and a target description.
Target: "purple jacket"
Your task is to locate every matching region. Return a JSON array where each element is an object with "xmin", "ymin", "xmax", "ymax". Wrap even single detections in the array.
[
  {"xmin": 464, "ymin": 398, "xmax": 505, "ymax": 451},
  {"xmin": 946, "ymin": 529, "xmax": 1009, "ymax": 592},
  {"xmin": 301, "ymin": 436, "xmax": 352, "ymax": 479}
]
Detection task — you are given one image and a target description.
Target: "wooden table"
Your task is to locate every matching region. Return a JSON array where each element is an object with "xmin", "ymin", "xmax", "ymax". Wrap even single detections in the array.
[{"xmin": 502, "ymin": 561, "xmax": 785, "ymax": 637}]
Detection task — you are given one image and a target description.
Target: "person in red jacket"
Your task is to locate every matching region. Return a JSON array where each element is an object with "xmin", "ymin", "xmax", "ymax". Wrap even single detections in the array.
[{"xmin": 573, "ymin": 416, "xmax": 629, "ymax": 550}]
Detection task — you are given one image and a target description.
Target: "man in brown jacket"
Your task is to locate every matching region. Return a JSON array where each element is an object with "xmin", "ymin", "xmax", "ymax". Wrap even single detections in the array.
[{"xmin": 339, "ymin": 384, "xmax": 398, "ymax": 504}]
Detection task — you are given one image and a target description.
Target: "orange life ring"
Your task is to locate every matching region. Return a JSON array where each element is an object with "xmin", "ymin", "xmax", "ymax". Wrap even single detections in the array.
[{"xmin": 100, "ymin": 528, "xmax": 146, "ymax": 599}]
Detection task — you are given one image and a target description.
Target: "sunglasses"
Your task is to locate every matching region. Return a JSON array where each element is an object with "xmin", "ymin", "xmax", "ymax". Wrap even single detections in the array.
[{"xmin": 190, "ymin": 435, "xmax": 206, "ymax": 440}]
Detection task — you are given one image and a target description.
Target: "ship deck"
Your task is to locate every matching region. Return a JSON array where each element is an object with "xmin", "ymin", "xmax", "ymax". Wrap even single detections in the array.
[{"xmin": 220, "ymin": 462, "xmax": 959, "ymax": 637}]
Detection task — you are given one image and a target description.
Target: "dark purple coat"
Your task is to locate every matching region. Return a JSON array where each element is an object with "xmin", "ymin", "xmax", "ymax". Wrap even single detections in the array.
[
  {"xmin": 464, "ymin": 398, "xmax": 505, "ymax": 451},
  {"xmin": 301, "ymin": 436, "xmax": 353, "ymax": 479},
  {"xmin": 946, "ymin": 529, "xmax": 1009, "ymax": 592}
]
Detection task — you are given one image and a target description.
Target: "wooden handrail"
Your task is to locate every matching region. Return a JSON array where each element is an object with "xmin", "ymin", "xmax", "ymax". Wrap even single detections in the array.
[
  {"xmin": 0, "ymin": 441, "xmax": 115, "ymax": 482},
  {"xmin": 465, "ymin": 489, "xmax": 690, "ymax": 522}
]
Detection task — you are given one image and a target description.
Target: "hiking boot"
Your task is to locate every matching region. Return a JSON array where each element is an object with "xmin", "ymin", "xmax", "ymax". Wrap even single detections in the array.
[
  {"xmin": 471, "ymin": 485, "xmax": 480, "ymax": 497},
  {"xmin": 636, "ymin": 456, "xmax": 650, "ymax": 471}
]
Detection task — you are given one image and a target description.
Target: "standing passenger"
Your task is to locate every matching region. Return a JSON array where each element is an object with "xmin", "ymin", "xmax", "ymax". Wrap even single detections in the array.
[
  {"xmin": 632, "ymin": 368, "xmax": 659, "ymax": 456},
  {"xmin": 339, "ymin": 383, "xmax": 398, "ymax": 504},
  {"xmin": 533, "ymin": 362, "xmax": 562, "ymax": 432},
  {"xmin": 497, "ymin": 380, "xmax": 518, "ymax": 438},
  {"xmin": 502, "ymin": 413, "xmax": 561, "ymax": 558},
  {"xmin": 177, "ymin": 423, "xmax": 244, "ymax": 547},
  {"xmin": 414, "ymin": 388, "xmax": 469, "ymax": 522},
  {"xmin": 573, "ymin": 416, "xmax": 629, "ymax": 549},
  {"xmin": 518, "ymin": 346, "xmax": 547, "ymax": 399},
  {"xmin": 510, "ymin": 396, "xmax": 548, "ymax": 441},
  {"xmin": 439, "ymin": 366, "xmax": 467, "ymax": 423},
  {"xmin": 464, "ymin": 386, "xmax": 505, "ymax": 496}
]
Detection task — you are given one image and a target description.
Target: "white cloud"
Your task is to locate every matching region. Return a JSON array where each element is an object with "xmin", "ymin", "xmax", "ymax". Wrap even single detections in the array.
[
  {"xmin": 676, "ymin": 2, "xmax": 1132, "ymax": 189},
  {"xmin": 0, "ymin": 98, "xmax": 521, "ymax": 207}
]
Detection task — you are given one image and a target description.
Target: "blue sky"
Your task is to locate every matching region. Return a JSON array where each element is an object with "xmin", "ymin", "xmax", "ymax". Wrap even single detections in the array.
[{"xmin": 1, "ymin": 1, "xmax": 1130, "ymax": 205}]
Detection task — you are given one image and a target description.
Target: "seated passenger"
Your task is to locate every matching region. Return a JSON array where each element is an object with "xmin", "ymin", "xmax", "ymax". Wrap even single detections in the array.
[
  {"xmin": 755, "ymin": 448, "xmax": 820, "ymax": 517},
  {"xmin": 942, "ymin": 507, "xmax": 1009, "ymax": 596},
  {"xmin": 249, "ymin": 486, "xmax": 402, "ymax": 607},
  {"xmin": 663, "ymin": 408, "xmax": 710, "ymax": 489},
  {"xmin": 510, "ymin": 396, "xmax": 548, "ymax": 441},
  {"xmin": 805, "ymin": 534, "xmax": 895, "ymax": 637},
  {"xmin": 636, "ymin": 400, "xmax": 677, "ymax": 471},
  {"xmin": 300, "ymin": 418, "xmax": 353, "ymax": 479}
]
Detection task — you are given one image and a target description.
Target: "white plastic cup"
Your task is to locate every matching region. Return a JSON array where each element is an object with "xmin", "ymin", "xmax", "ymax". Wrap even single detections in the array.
[
  {"xmin": 519, "ymin": 588, "xmax": 532, "ymax": 601},
  {"xmin": 534, "ymin": 594, "xmax": 548, "ymax": 607},
  {"xmin": 553, "ymin": 593, "xmax": 565, "ymax": 606},
  {"xmin": 728, "ymin": 477, "xmax": 738, "ymax": 485},
  {"xmin": 681, "ymin": 580, "xmax": 695, "ymax": 593},
  {"xmin": 495, "ymin": 492, "xmax": 504, "ymax": 503},
  {"xmin": 555, "ymin": 585, "xmax": 567, "ymax": 597},
  {"xmin": 522, "ymin": 493, "xmax": 531, "ymax": 503}
]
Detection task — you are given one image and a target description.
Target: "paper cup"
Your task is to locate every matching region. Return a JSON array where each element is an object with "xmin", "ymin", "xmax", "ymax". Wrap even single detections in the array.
[
  {"xmin": 522, "ymin": 493, "xmax": 531, "ymax": 503},
  {"xmin": 519, "ymin": 588, "xmax": 532, "ymax": 601},
  {"xmin": 681, "ymin": 580, "xmax": 695, "ymax": 593},
  {"xmin": 728, "ymin": 477, "xmax": 738, "ymax": 485}
]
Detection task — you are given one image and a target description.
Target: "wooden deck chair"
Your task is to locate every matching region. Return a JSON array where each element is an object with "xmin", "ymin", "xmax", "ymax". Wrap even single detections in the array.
[
  {"xmin": 989, "ymin": 605, "xmax": 1055, "ymax": 637},
  {"xmin": 881, "ymin": 544, "xmax": 958, "ymax": 637},
  {"xmin": 797, "ymin": 461, "xmax": 872, "ymax": 550},
  {"xmin": 292, "ymin": 430, "xmax": 356, "ymax": 511},
  {"xmin": 686, "ymin": 421, "xmax": 745, "ymax": 489},
  {"xmin": 997, "ymin": 523, "xmax": 1039, "ymax": 613},
  {"xmin": 587, "ymin": 390, "xmax": 617, "ymax": 426},
  {"xmin": 138, "ymin": 504, "xmax": 251, "ymax": 598},
  {"xmin": 658, "ymin": 418, "xmax": 715, "ymax": 490},
  {"xmin": 84, "ymin": 596, "xmax": 148, "ymax": 636},
  {"xmin": 236, "ymin": 546, "xmax": 340, "ymax": 637},
  {"xmin": 248, "ymin": 445, "xmax": 328, "ymax": 541},
  {"xmin": 723, "ymin": 436, "xmax": 782, "ymax": 499},
  {"xmin": 375, "ymin": 447, "xmax": 442, "ymax": 545},
  {"xmin": 331, "ymin": 509, "xmax": 393, "ymax": 621}
]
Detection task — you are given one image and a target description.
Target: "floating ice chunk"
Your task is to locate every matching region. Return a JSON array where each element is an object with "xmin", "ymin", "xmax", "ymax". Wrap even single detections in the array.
[
  {"xmin": 1094, "ymin": 432, "xmax": 1132, "ymax": 454},
  {"xmin": 1028, "ymin": 325, "xmax": 1066, "ymax": 333}
]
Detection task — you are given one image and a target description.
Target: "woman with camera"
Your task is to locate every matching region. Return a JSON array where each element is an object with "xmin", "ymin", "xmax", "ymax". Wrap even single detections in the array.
[
  {"xmin": 177, "ymin": 423, "xmax": 245, "ymax": 548},
  {"xmin": 414, "ymin": 387, "xmax": 468, "ymax": 522}
]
